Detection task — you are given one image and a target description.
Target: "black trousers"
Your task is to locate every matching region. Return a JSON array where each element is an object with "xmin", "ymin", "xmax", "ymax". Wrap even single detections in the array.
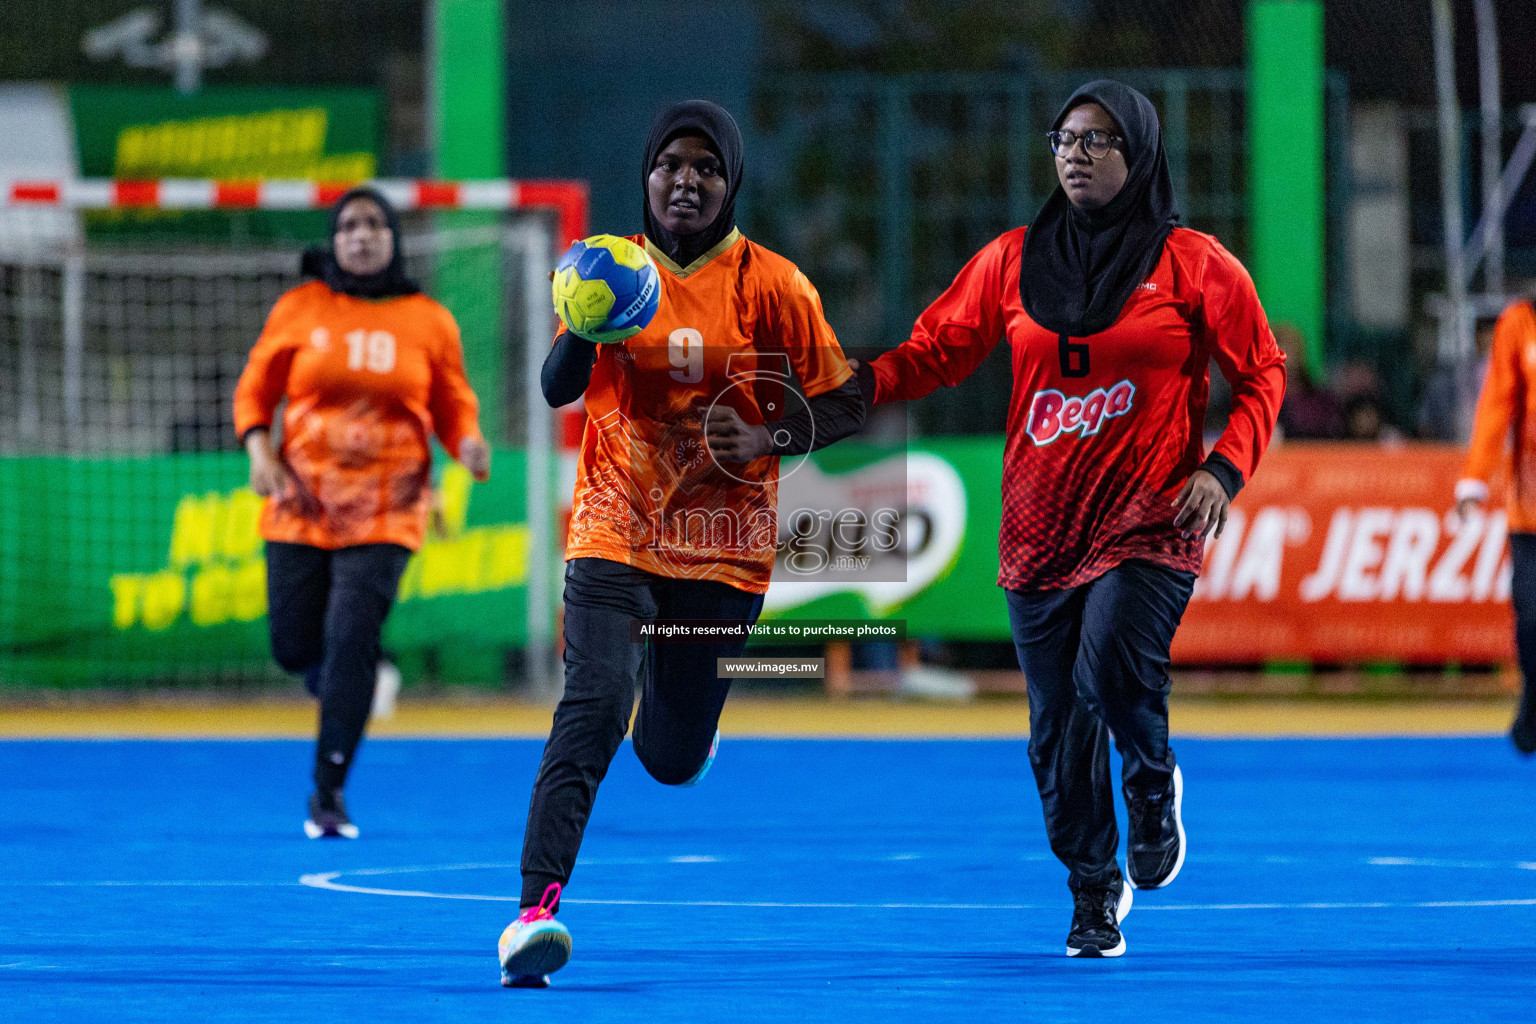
[
  {"xmin": 1508, "ymin": 534, "xmax": 1536, "ymax": 720},
  {"xmin": 520, "ymin": 557, "xmax": 765, "ymax": 908},
  {"xmin": 265, "ymin": 541, "xmax": 412, "ymax": 792},
  {"xmin": 1006, "ymin": 559, "xmax": 1195, "ymax": 892}
]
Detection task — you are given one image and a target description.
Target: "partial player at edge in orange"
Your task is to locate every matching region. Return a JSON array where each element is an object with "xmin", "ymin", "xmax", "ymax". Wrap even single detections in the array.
[{"xmin": 1455, "ymin": 298, "xmax": 1536, "ymax": 754}]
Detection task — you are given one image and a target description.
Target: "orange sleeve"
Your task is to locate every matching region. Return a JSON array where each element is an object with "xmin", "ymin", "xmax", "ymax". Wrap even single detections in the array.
[
  {"xmin": 427, "ymin": 306, "xmax": 484, "ymax": 460},
  {"xmin": 232, "ymin": 289, "xmax": 303, "ymax": 438},
  {"xmin": 775, "ymin": 268, "xmax": 853, "ymax": 398},
  {"xmin": 1461, "ymin": 303, "xmax": 1532, "ymax": 490}
]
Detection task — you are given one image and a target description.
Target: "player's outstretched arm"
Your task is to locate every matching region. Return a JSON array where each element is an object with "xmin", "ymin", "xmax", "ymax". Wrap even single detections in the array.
[
  {"xmin": 233, "ymin": 291, "xmax": 302, "ymax": 497},
  {"xmin": 859, "ymin": 236, "xmax": 1011, "ymax": 407}
]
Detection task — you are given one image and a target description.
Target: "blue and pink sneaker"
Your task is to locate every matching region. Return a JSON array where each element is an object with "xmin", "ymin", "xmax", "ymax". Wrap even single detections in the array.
[
  {"xmin": 678, "ymin": 730, "xmax": 720, "ymax": 787},
  {"xmin": 498, "ymin": 883, "xmax": 572, "ymax": 988}
]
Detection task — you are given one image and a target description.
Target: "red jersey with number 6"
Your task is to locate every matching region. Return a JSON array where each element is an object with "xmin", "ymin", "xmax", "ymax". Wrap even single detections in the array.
[
  {"xmin": 869, "ymin": 226, "xmax": 1286, "ymax": 591},
  {"xmin": 233, "ymin": 280, "xmax": 483, "ymax": 551}
]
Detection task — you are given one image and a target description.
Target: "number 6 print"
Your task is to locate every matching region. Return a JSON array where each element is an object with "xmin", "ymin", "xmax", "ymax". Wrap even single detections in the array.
[{"xmin": 1058, "ymin": 333, "xmax": 1089, "ymax": 377}]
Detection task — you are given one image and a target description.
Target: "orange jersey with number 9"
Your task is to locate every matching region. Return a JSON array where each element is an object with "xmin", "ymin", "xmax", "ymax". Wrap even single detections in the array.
[
  {"xmin": 565, "ymin": 230, "xmax": 853, "ymax": 593},
  {"xmin": 233, "ymin": 280, "xmax": 483, "ymax": 551}
]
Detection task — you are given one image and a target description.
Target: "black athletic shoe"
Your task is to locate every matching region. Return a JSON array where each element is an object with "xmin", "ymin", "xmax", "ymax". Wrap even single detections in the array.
[
  {"xmin": 304, "ymin": 789, "xmax": 359, "ymax": 839},
  {"xmin": 1126, "ymin": 764, "xmax": 1185, "ymax": 889},
  {"xmin": 1513, "ymin": 695, "xmax": 1536, "ymax": 755},
  {"xmin": 1066, "ymin": 877, "xmax": 1132, "ymax": 958}
]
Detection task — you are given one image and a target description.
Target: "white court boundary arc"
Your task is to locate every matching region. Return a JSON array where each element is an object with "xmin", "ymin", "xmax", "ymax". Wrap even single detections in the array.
[{"xmin": 295, "ymin": 860, "xmax": 1536, "ymax": 911}]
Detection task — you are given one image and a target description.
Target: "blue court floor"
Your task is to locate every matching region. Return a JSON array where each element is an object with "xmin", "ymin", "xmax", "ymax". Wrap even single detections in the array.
[{"xmin": 1, "ymin": 736, "xmax": 1533, "ymax": 1023}]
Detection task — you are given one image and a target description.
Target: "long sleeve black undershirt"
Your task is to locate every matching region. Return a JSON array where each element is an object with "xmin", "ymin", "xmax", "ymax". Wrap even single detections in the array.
[
  {"xmin": 768, "ymin": 376, "xmax": 866, "ymax": 456},
  {"xmin": 541, "ymin": 331, "xmax": 598, "ymax": 408}
]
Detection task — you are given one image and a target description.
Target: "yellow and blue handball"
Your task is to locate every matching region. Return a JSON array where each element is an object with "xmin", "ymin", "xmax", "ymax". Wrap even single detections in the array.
[{"xmin": 551, "ymin": 234, "xmax": 661, "ymax": 343}]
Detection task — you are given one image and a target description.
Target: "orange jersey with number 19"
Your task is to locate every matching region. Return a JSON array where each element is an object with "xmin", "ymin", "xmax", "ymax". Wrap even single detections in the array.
[
  {"xmin": 566, "ymin": 230, "xmax": 853, "ymax": 593},
  {"xmin": 233, "ymin": 280, "xmax": 483, "ymax": 551}
]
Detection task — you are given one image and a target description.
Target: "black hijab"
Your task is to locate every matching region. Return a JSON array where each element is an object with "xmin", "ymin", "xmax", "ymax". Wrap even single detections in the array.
[
  {"xmin": 641, "ymin": 100, "xmax": 745, "ymax": 268},
  {"xmin": 1019, "ymin": 80, "xmax": 1178, "ymax": 337},
  {"xmin": 300, "ymin": 185, "xmax": 421, "ymax": 299}
]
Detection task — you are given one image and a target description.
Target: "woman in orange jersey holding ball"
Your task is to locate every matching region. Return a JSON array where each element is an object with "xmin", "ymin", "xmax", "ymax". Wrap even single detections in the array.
[
  {"xmin": 496, "ymin": 101, "xmax": 865, "ymax": 989},
  {"xmin": 233, "ymin": 186, "xmax": 490, "ymax": 839},
  {"xmin": 1456, "ymin": 298, "xmax": 1536, "ymax": 754}
]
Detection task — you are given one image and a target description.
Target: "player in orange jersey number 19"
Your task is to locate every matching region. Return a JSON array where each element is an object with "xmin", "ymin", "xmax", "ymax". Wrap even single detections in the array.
[{"xmin": 233, "ymin": 186, "xmax": 490, "ymax": 840}]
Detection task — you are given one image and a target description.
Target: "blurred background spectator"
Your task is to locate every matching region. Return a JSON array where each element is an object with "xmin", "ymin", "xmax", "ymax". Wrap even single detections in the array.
[
  {"xmin": 1275, "ymin": 323, "xmax": 1344, "ymax": 440},
  {"xmin": 1418, "ymin": 315, "xmax": 1498, "ymax": 442}
]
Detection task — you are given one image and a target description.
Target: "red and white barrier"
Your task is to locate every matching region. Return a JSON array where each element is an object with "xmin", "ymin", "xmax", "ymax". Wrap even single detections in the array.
[{"xmin": 1, "ymin": 178, "xmax": 590, "ymax": 250}]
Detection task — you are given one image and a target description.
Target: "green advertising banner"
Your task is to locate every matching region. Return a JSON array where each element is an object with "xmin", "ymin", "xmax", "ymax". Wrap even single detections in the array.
[
  {"xmin": 0, "ymin": 439, "xmax": 1015, "ymax": 687},
  {"xmin": 70, "ymin": 85, "xmax": 380, "ymax": 180},
  {"xmin": 67, "ymin": 85, "xmax": 381, "ymax": 239},
  {"xmin": 0, "ymin": 450, "xmax": 532, "ymax": 686},
  {"xmin": 760, "ymin": 437, "xmax": 1010, "ymax": 639}
]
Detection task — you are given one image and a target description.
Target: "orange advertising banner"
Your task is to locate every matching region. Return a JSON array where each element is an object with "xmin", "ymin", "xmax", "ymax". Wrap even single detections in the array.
[{"xmin": 1173, "ymin": 443, "xmax": 1516, "ymax": 664}]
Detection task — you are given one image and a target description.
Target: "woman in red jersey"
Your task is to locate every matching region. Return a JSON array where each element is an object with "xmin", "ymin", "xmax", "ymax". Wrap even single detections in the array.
[
  {"xmin": 234, "ymin": 186, "xmax": 490, "ymax": 840},
  {"xmin": 855, "ymin": 81, "xmax": 1285, "ymax": 957},
  {"xmin": 496, "ymin": 100, "xmax": 865, "ymax": 989}
]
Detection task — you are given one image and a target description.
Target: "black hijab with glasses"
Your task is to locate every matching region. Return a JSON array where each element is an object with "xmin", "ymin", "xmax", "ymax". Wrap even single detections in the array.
[{"xmin": 1020, "ymin": 80, "xmax": 1179, "ymax": 338}]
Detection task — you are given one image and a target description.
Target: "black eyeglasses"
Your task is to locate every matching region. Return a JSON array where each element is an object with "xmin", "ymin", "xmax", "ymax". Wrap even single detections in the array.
[{"xmin": 1047, "ymin": 129, "xmax": 1122, "ymax": 160}]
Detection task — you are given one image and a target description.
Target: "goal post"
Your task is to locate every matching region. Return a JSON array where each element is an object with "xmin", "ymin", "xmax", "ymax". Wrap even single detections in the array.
[
  {"xmin": 1, "ymin": 178, "xmax": 587, "ymax": 244},
  {"xmin": 0, "ymin": 178, "xmax": 587, "ymax": 691}
]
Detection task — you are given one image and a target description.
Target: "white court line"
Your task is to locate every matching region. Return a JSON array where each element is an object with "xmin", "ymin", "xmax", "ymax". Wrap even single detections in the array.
[
  {"xmin": 1, "ymin": 873, "xmax": 1529, "ymax": 911},
  {"xmin": 338, "ymin": 857, "xmax": 728, "ymax": 875},
  {"xmin": 4, "ymin": 853, "xmax": 1529, "ymax": 891},
  {"xmin": 1369, "ymin": 857, "xmax": 1519, "ymax": 869},
  {"xmin": 297, "ymin": 870, "xmax": 1536, "ymax": 911},
  {"xmin": 301, "ymin": 873, "xmax": 521, "ymax": 904},
  {"xmin": 1145, "ymin": 899, "xmax": 1536, "ymax": 910},
  {"xmin": 295, "ymin": 851, "xmax": 1535, "ymax": 874},
  {"xmin": 340, "ymin": 862, "xmax": 520, "ymax": 877},
  {"xmin": 318, "ymin": 853, "xmax": 1536, "ymax": 877}
]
